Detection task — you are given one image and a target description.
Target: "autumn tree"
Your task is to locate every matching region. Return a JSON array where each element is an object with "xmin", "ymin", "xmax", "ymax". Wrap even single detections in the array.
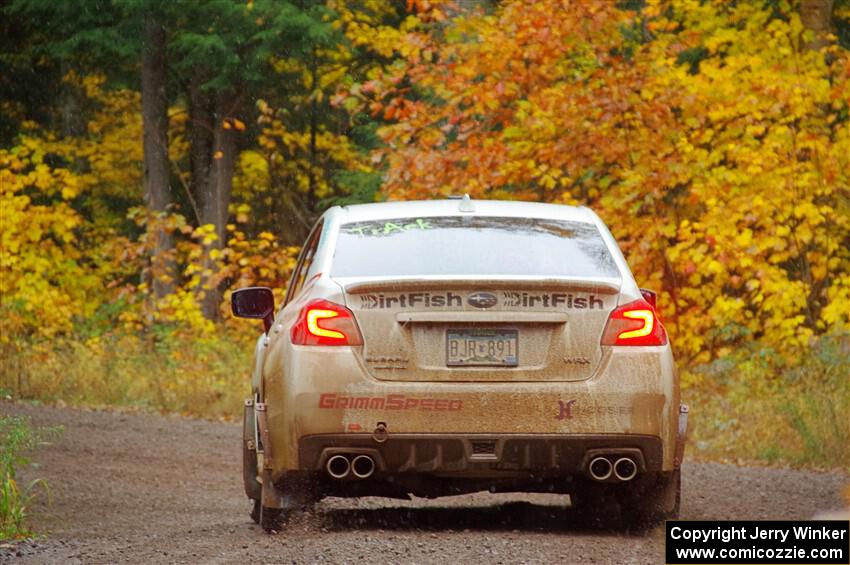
[
  {"xmin": 4, "ymin": 0, "xmax": 338, "ymax": 318},
  {"xmin": 800, "ymin": 0, "xmax": 836, "ymax": 50},
  {"xmin": 142, "ymin": 3, "xmax": 175, "ymax": 298},
  {"xmin": 5, "ymin": 0, "xmax": 179, "ymax": 299},
  {"xmin": 369, "ymin": 0, "xmax": 850, "ymax": 370},
  {"xmin": 159, "ymin": 0, "xmax": 332, "ymax": 317},
  {"xmin": 241, "ymin": 0, "xmax": 417, "ymax": 246}
]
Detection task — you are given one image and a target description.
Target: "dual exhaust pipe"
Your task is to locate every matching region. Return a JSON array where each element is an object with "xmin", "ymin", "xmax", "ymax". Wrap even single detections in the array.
[
  {"xmin": 588, "ymin": 456, "xmax": 638, "ymax": 482},
  {"xmin": 326, "ymin": 454, "xmax": 376, "ymax": 480},
  {"xmin": 328, "ymin": 451, "xmax": 636, "ymax": 483}
]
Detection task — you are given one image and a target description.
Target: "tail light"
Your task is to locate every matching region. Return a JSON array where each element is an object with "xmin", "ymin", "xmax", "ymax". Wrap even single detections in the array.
[
  {"xmin": 600, "ymin": 299, "xmax": 668, "ymax": 346},
  {"xmin": 291, "ymin": 299, "xmax": 363, "ymax": 346}
]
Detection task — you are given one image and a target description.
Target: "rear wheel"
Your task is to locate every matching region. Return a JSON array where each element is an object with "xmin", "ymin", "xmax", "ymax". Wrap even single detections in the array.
[
  {"xmin": 258, "ymin": 472, "xmax": 288, "ymax": 532},
  {"xmin": 618, "ymin": 468, "xmax": 681, "ymax": 528},
  {"xmin": 259, "ymin": 503, "xmax": 284, "ymax": 533},
  {"xmin": 571, "ymin": 480, "xmax": 621, "ymax": 529},
  {"xmin": 250, "ymin": 498, "xmax": 261, "ymax": 524}
]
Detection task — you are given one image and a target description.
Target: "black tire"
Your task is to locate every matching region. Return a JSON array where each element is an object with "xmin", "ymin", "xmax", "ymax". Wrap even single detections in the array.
[
  {"xmin": 260, "ymin": 504, "xmax": 284, "ymax": 533},
  {"xmin": 250, "ymin": 498, "xmax": 261, "ymax": 524},
  {"xmin": 619, "ymin": 468, "xmax": 681, "ymax": 528},
  {"xmin": 571, "ymin": 480, "xmax": 621, "ymax": 529},
  {"xmin": 258, "ymin": 469, "xmax": 291, "ymax": 533}
]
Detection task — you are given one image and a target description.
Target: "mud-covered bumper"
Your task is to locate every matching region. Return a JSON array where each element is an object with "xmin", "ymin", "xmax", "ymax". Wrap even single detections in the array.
[
  {"xmin": 299, "ymin": 433, "xmax": 663, "ymax": 476},
  {"xmin": 261, "ymin": 343, "xmax": 681, "ymax": 477}
]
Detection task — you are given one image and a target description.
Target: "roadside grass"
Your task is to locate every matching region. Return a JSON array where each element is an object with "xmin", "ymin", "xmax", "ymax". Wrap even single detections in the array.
[
  {"xmin": 1, "ymin": 325, "xmax": 255, "ymax": 420},
  {"xmin": 685, "ymin": 337, "xmax": 850, "ymax": 471},
  {"xmin": 0, "ymin": 416, "xmax": 62, "ymax": 541}
]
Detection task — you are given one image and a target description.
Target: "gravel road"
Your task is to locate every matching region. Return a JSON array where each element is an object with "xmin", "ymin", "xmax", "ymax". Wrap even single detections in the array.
[{"xmin": 1, "ymin": 402, "xmax": 847, "ymax": 564}]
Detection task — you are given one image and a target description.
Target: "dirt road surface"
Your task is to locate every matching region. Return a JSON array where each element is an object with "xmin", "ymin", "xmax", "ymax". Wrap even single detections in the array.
[{"xmin": 1, "ymin": 402, "xmax": 847, "ymax": 564}]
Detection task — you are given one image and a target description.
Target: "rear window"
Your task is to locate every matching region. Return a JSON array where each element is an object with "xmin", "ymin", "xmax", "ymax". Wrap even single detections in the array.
[{"xmin": 330, "ymin": 216, "xmax": 620, "ymax": 278}]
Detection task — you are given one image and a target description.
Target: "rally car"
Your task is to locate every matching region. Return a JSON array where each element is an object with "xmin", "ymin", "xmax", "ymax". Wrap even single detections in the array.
[{"xmin": 232, "ymin": 197, "xmax": 687, "ymax": 531}]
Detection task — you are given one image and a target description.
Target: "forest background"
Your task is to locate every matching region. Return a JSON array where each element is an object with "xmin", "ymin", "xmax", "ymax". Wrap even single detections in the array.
[{"xmin": 1, "ymin": 0, "xmax": 848, "ymax": 471}]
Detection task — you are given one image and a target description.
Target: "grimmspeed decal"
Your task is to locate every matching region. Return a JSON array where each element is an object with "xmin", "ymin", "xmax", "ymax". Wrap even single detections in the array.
[
  {"xmin": 319, "ymin": 393, "xmax": 463, "ymax": 411},
  {"xmin": 358, "ymin": 291, "xmax": 607, "ymax": 310}
]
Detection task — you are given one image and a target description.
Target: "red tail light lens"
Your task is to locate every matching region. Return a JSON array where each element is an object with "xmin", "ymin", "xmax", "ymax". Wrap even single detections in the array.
[
  {"xmin": 601, "ymin": 299, "xmax": 668, "ymax": 346},
  {"xmin": 291, "ymin": 299, "xmax": 363, "ymax": 346}
]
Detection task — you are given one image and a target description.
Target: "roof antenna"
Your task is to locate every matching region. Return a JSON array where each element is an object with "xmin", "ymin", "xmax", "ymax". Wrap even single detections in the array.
[{"xmin": 458, "ymin": 193, "xmax": 475, "ymax": 213}]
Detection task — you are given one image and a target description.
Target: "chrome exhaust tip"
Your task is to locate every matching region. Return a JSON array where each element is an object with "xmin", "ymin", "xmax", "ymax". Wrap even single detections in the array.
[
  {"xmin": 588, "ymin": 456, "xmax": 613, "ymax": 481},
  {"xmin": 326, "ymin": 455, "xmax": 351, "ymax": 479},
  {"xmin": 614, "ymin": 457, "xmax": 638, "ymax": 482},
  {"xmin": 351, "ymin": 455, "xmax": 376, "ymax": 479}
]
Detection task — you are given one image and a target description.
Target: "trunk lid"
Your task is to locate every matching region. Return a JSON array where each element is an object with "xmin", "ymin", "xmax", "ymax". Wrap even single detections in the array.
[{"xmin": 340, "ymin": 277, "xmax": 620, "ymax": 382}]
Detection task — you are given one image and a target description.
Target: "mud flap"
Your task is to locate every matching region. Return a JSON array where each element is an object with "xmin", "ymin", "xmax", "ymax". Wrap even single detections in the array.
[
  {"xmin": 243, "ymin": 399, "xmax": 262, "ymax": 500},
  {"xmin": 617, "ymin": 468, "xmax": 681, "ymax": 527},
  {"xmin": 255, "ymin": 402, "xmax": 287, "ymax": 510},
  {"xmin": 255, "ymin": 402, "xmax": 272, "ymax": 469},
  {"xmin": 674, "ymin": 404, "xmax": 688, "ymax": 468},
  {"xmin": 260, "ymin": 469, "xmax": 286, "ymax": 510},
  {"xmin": 260, "ymin": 469, "xmax": 313, "ymax": 513}
]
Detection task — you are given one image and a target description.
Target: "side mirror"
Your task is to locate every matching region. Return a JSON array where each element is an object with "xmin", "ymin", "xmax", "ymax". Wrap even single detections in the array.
[
  {"xmin": 231, "ymin": 287, "xmax": 275, "ymax": 333},
  {"xmin": 640, "ymin": 288, "xmax": 657, "ymax": 310}
]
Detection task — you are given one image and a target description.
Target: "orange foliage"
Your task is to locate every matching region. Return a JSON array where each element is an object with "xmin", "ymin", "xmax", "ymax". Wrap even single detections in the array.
[{"xmin": 373, "ymin": 0, "xmax": 850, "ymax": 373}]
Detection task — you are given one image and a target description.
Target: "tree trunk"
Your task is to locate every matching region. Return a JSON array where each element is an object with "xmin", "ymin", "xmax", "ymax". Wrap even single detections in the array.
[
  {"xmin": 189, "ymin": 74, "xmax": 213, "ymax": 215},
  {"xmin": 142, "ymin": 9, "xmax": 175, "ymax": 298},
  {"xmin": 60, "ymin": 61, "xmax": 86, "ymax": 139},
  {"xmin": 799, "ymin": 0, "xmax": 835, "ymax": 51},
  {"xmin": 307, "ymin": 48, "xmax": 319, "ymax": 212},
  {"xmin": 197, "ymin": 91, "xmax": 239, "ymax": 320}
]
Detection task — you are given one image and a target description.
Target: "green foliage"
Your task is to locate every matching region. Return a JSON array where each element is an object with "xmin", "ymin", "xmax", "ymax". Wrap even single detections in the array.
[
  {"xmin": 168, "ymin": 0, "xmax": 334, "ymax": 92},
  {"xmin": 0, "ymin": 416, "xmax": 61, "ymax": 540},
  {"xmin": 6, "ymin": 0, "xmax": 136, "ymax": 56},
  {"xmin": 327, "ymin": 169, "xmax": 383, "ymax": 207},
  {"xmin": 687, "ymin": 336, "xmax": 850, "ymax": 470}
]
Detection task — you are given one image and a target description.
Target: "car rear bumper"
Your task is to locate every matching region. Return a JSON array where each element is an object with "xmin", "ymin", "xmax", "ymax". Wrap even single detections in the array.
[
  {"xmin": 261, "ymin": 342, "xmax": 681, "ymax": 477},
  {"xmin": 299, "ymin": 433, "xmax": 663, "ymax": 477}
]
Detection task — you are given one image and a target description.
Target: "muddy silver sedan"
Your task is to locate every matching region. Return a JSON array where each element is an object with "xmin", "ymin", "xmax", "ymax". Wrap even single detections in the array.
[{"xmin": 232, "ymin": 197, "xmax": 687, "ymax": 531}]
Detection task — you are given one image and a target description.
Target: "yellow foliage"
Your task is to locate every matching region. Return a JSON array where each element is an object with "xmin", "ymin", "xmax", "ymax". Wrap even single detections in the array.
[
  {"xmin": 0, "ymin": 138, "xmax": 91, "ymax": 340},
  {"xmin": 329, "ymin": 0, "xmax": 407, "ymax": 58},
  {"xmin": 376, "ymin": 0, "xmax": 850, "ymax": 370}
]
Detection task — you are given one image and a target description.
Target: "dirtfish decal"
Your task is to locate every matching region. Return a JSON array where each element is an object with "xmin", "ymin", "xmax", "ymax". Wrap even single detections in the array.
[
  {"xmin": 502, "ymin": 292, "xmax": 604, "ymax": 309},
  {"xmin": 358, "ymin": 292, "xmax": 606, "ymax": 310},
  {"xmin": 360, "ymin": 292, "xmax": 463, "ymax": 309}
]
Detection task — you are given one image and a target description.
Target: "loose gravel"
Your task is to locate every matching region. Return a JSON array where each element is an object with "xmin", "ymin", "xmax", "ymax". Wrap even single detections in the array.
[{"xmin": 1, "ymin": 402, "xmax": 846, "ymax": 564}]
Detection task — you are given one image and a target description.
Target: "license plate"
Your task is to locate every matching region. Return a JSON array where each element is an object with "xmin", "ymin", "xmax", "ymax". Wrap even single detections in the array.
[{"xmin": 446, "ymin": 329, "xmax": 518, "ymax": 367}]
